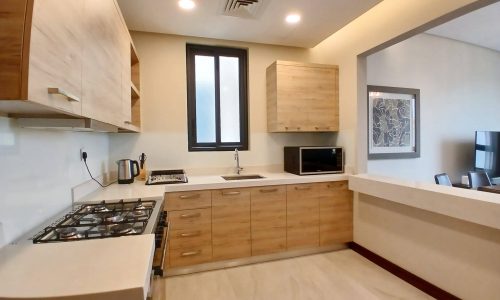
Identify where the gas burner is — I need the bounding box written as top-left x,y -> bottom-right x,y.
102,213 -> 124,223
111,224 -> 136,235
93,204 -> 110,213
135,200 -> 146,210
57,227 -> 82,240
129,210 -> 147,218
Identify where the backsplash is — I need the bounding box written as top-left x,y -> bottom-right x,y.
0,117 -> 110,248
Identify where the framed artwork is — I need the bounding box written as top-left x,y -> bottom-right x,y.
367,85 -> 420,159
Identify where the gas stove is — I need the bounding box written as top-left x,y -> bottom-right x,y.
32,198 -> 164,243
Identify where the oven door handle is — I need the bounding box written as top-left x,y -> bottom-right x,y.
160,222 -> 170,275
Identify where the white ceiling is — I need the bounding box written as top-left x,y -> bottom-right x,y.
426,1 -> 500,52
117,0 -> 382,48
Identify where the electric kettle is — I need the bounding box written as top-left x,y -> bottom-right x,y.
117,159 -> 140,184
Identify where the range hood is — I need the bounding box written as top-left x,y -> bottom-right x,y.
16,118 -> 119,133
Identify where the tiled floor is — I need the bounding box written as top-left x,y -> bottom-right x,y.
153,249 -> 432,300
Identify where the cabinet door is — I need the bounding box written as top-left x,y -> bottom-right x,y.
212,188 -> 251,261
319,181 -> 353,245
28,0 -> 84,114
286,183 -> 320,250
250,186 -> 287,256
82,0 -> 123,125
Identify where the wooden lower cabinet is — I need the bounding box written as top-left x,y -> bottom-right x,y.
286,183 -> 320,250
165,191 -> 213,268
212,188 -> 251,261
165,181 -> 353,270
319,181 -> 353,245
250,185 -> 287,256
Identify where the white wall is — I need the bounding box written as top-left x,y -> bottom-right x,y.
109,32 -> 334,174
367,33 -> 500,182
0,117 -> 110,247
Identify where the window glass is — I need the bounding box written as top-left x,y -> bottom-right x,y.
194,55 -> 216,143
219,56 -> 240,143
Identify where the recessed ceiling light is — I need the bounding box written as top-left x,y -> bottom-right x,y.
178,0 -> 196,10
285,13 -> 301,24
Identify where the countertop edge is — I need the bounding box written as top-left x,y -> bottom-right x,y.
349,174 -> 500,230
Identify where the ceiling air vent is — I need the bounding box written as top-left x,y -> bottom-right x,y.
220,0 -> 269,19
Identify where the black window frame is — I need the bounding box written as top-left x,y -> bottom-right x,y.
186,44 -> 249,152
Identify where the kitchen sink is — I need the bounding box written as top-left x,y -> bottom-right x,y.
222,174 -> 265,181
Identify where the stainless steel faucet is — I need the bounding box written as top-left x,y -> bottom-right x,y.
234,148 -> 243,175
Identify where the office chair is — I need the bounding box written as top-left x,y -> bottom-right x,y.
467,171 -> 492,189
434,173 -> 452,186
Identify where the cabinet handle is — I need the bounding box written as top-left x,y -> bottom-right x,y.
178,231 -> 201,238
180,212 -> 201,219
315,126 -> 331,130
181,250 -> 202,257
259,188 -> 278,193
294,186 -> 311,191
48,88 -> 80,103
285,127 -> 289,130
124,121 -> 132,125
222,191 -> 241,196
297,127 -> 301,130
179,194 -> 201,199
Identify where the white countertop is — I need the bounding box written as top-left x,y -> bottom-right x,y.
79,172 -> 349,202
0,234 -> 155,300
349,173 -> 500,230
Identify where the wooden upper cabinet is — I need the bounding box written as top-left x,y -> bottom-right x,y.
319,181 -> 353,246
267,61 -> 339,132
81,0 -> 123,126
212,188 -> 251,261
0,0 -> 138,131
27,0 -> 84,115
250,186 -> 287,256
286,183 -> 320,250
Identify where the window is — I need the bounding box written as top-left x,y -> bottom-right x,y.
186,44 -> 248,151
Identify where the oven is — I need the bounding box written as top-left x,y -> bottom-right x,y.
152,209 -> 169,277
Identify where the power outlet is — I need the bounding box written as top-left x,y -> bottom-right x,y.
80,148 -> 86,161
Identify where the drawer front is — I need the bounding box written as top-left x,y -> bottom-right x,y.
165,190 -> 211,211
168,208 -> 211,231
169,227 -> 212,250
169,244 -> 212,268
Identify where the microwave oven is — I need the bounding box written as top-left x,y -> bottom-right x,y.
284,146 -> 344,175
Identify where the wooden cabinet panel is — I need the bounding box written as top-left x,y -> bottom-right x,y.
168,207 -> 212,268
165,190 -> 211,211
250,186 -> 286,256
286,183 -> 320,250
82,0 -> 123,125
319,181 -> 353,245
169,227 -> 212,250
168,208 -> 211,231
0,0 -> 30,100
169,244 -> 212,268
28,0 -> 84,115
267,61 -> 339,132
212,188 -> 251,261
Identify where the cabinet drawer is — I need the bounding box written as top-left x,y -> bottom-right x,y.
169,244 -> 212,268
165,190 -> 211,211
168,208 -> 211,231
169,227 -> 212,250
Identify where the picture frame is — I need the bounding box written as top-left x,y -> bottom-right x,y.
367,85 -> 420,159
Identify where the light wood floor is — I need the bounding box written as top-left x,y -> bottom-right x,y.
153,249 -> 432,300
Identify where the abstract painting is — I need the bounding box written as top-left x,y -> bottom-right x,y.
368,86 -> 420,159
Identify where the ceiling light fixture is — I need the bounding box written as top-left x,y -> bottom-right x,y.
285,13 -> 301,24
178,0 -> 196,10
